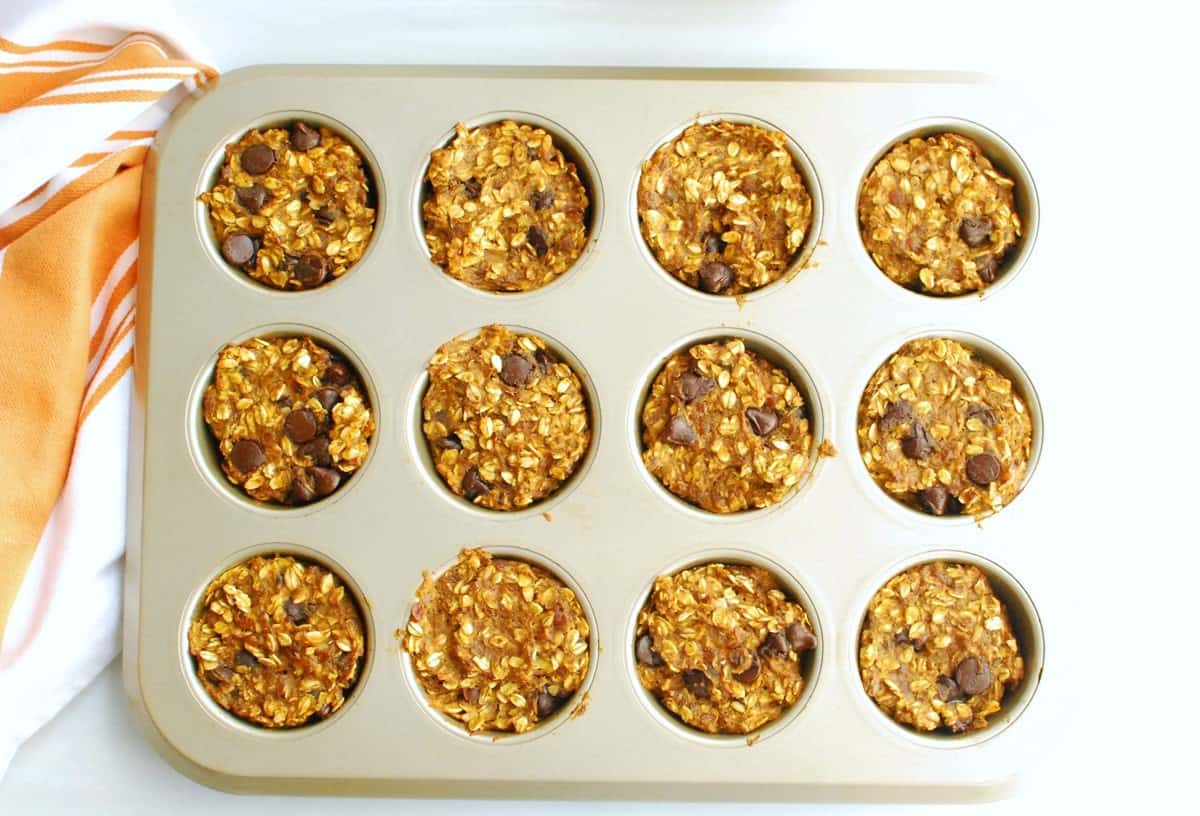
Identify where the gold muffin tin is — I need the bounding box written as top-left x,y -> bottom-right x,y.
125,66 -> 1046,801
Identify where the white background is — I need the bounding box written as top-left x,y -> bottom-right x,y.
1,0 -> 1196,812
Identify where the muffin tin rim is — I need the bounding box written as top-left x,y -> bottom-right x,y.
843,548 -> 1045,751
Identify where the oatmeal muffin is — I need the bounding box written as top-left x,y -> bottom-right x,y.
203,336 -> 374,505
637,120 -> 812,295
641,338 -> 812,513
858,132 -> 1020,295
857,337 -> 1033,518
422,325 -> 591,510
422,120 -> 590,292
400,548 -> 590,734
188,555 -> 366,728
199,121 -> 376,290
859,561 -> 1024,734
635,562 -> 816,735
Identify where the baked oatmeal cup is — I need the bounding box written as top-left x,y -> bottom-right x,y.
199,121 -> 376,290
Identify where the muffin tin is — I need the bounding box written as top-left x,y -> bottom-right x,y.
125,66 -> 1047,801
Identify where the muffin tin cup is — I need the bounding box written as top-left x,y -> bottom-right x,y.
397,545 -> 601,745
178,541 -> 376,740
186,321 -> 382,517
624,548 -> 825,748
628,326 -> 829,523
850,116 -> 1039,303
412,110 -> 606,301
195,109 -> 387,295
128,66 -> 1049,802
630,111 -> 825,304
845,549 -> 1044,750
848,327 -> 1044,528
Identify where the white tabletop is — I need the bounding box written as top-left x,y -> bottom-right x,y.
0,0 -> 1191,811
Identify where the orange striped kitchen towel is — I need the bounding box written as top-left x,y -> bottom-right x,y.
0,32 -> 213,774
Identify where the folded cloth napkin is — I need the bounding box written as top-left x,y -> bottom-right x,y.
0,31 -> 212,776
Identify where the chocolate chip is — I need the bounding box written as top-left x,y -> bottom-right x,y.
975,254 -> 999,283
229,438 -> 265,473
703,232 -> 726,255
289,121 -> 321,151
220,232 -> 257,266
526,225 -> 549,256
322,360 -> 352,387
786,622 -> 816,652
530,189 -> 554,211
283,600 -> 310,625
663,415 -> 697,446
534,348 -> 556,373
958,216 -> 993,248
435,433 -> 462,451
879,400 -> 913,433
461,686 -> 480,705
901,421 -> 934,460
745,406 -> 779,436
954,656 -> 992,696
936,674 -> 963,702
287,253 -> 326,287
678,371 -> 715,404
240,143 -> 275,175
284,408 -> 317,443
698,261 -> 734,294
733,653 -> 761,685
965,452 -> 1001,485
308,466 -> 341,497
536,690 -> 567,718
463,177 -> 481,199
313,205 -> 340,226
965,403 -> 997,428
758,631 -> 788,659
893,627 -> 926,652
682,669 -> 712,698
205,666 -> 234,684
298,436 -> 332,467
290,476 -> 316,504
235,184 -> 268,213
315,388 -> 340,412
499,354 -> 533,387
918,485 -> 961,516
635,634 -> 664,667
462,467 -> 491,500
235,649 -> 258,668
